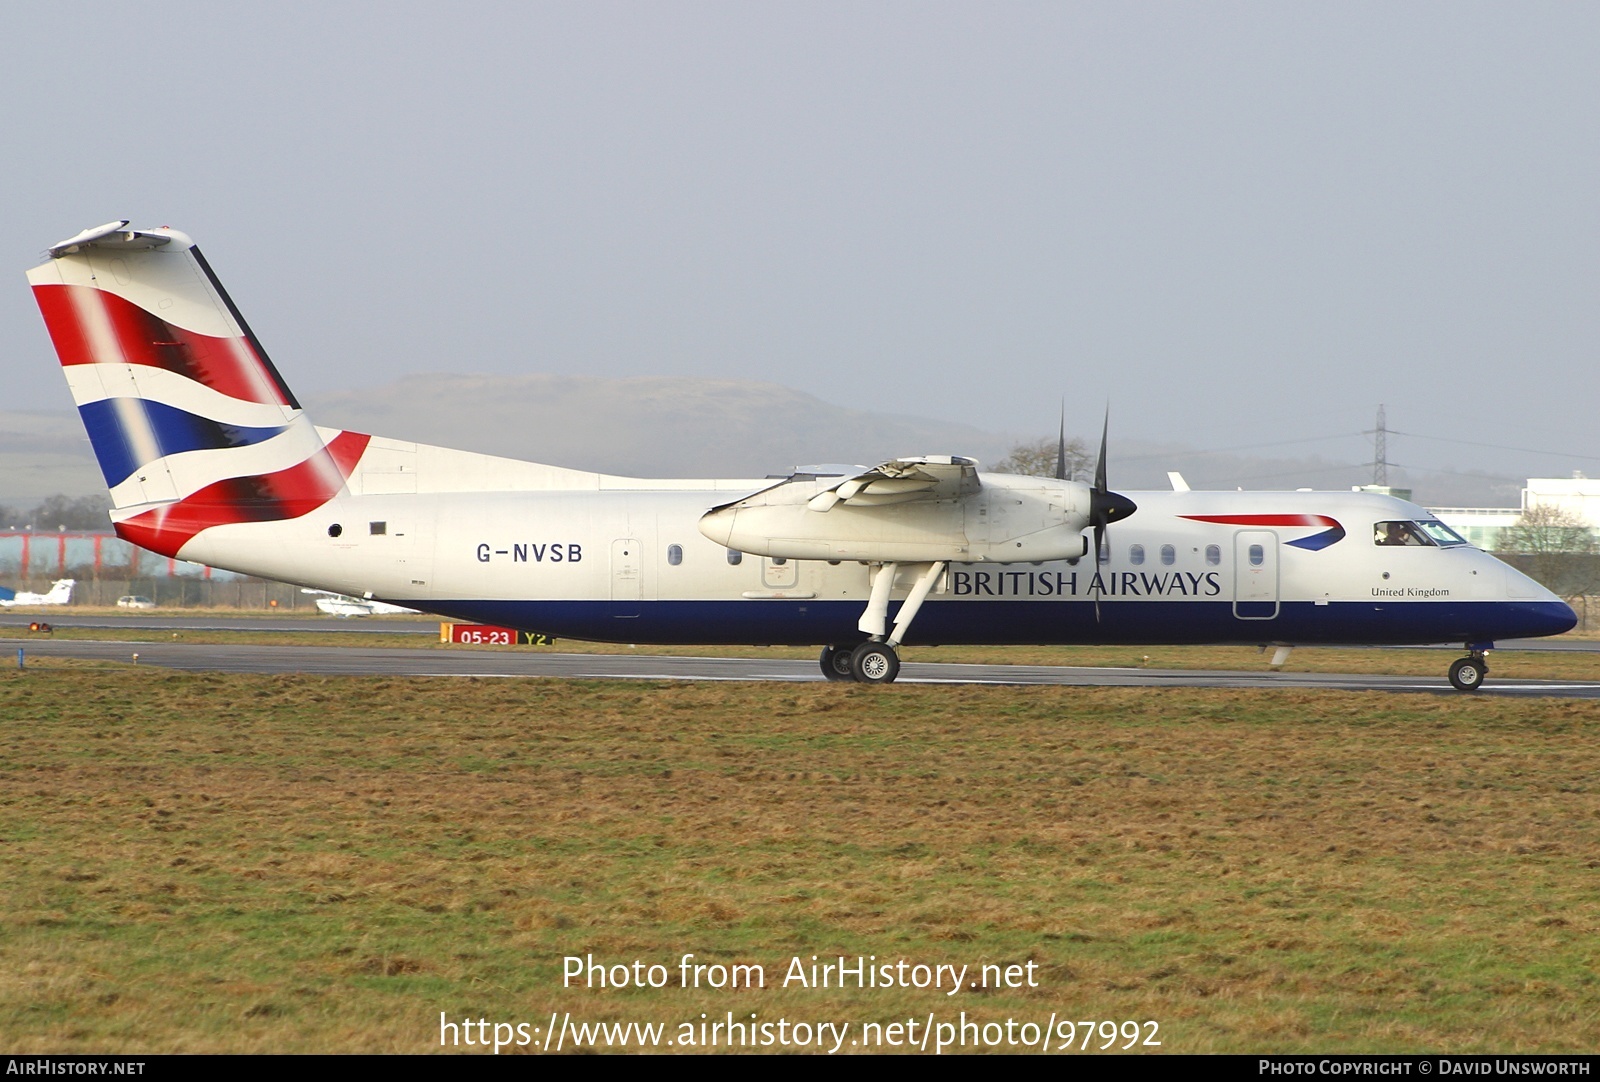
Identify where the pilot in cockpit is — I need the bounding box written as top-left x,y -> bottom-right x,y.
1374,521 -> 1428,546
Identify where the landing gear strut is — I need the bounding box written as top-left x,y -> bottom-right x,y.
1448,646 -> 1490,692
818,560 -> 946,684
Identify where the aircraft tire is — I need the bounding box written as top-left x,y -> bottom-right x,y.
1448,656 -> 1487,692
819,645 -> 856,682
850,642 -> 901,685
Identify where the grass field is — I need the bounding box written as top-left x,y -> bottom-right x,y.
1,665 -> 1596,1054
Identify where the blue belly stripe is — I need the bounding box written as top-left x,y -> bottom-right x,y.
408,598 -> 1577,648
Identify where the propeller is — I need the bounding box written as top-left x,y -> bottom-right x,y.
1086,408 -> 1137,622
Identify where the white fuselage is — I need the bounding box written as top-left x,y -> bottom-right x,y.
164,445 -> 1571,648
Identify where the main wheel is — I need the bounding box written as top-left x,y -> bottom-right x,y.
819,644 -> 856,682
1448,656 -> 1487,692
850,642 -> 901,684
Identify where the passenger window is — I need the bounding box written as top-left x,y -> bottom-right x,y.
1206,544 -> 1221,566
1249,544 -> 1264,566
772,557 -> 787,566
1160,545 -> 1175,565
666,544 -> 682,566
1374,521 -> 1432,547
1129,544 -> 1145,565
727,549 -> 743,565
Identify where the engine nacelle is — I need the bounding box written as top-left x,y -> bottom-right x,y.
699,475 -> 1094,564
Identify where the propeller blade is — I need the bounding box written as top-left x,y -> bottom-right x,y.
1085,406 -> 1137,625
1055,403 -> 1068,481
1087,406 -> 1137,530
1094,407 -> 1109,495
1092,520 -> 1105,623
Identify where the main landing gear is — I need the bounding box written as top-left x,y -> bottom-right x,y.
818,641 -> 903,684
1448,648 -> 1489,692
818,560 -> 946,684
819,644 -> 856,682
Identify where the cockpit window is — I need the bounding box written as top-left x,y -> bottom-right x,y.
1415,520 -> 1469,547
1373,521 -> 1432,547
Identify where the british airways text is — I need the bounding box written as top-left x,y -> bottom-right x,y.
951,569 -> 1221,598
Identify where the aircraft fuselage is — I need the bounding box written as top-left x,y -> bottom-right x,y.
172,481 -> 1571,648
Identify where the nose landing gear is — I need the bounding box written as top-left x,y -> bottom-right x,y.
1448,646 -> 1491,692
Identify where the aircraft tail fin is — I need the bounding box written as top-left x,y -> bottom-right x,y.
27,223 -> 369,558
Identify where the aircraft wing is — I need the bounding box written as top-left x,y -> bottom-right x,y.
701,454 -> 1090,564
804,456 -> 981,512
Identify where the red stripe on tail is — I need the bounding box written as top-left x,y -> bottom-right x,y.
32,284 -> 290,406
114,430 -> 371,557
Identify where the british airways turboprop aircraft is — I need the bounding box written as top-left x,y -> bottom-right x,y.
27,222 -> 1576,690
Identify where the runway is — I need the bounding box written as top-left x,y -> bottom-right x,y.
15,636 -> 1600,698
0,612 -> 439,635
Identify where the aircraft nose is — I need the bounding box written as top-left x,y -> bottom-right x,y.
1537,598 -> 1579,637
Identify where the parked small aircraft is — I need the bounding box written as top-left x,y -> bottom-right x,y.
0,579 -> 75,607
26,222 -> 1576,689
301,588 -> 419,617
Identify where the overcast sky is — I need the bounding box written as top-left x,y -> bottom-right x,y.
3,2 -> 1596,485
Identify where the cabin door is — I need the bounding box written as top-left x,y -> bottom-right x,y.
1232,531 -> 1279,620
611,538 -> 642,602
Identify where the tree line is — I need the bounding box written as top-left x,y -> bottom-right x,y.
0,494 -> 113,531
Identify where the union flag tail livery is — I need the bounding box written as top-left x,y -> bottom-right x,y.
27,222 -> 1577,690
27,222 -> 368,559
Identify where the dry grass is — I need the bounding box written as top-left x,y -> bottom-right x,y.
1,670 -> 1597,1053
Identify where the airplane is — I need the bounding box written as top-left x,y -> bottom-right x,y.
0,578 -> 75,608
301,588 -> 419,617
25,221 -> 1576,691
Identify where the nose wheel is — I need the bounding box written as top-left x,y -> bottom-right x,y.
1448,654 -> 1488,692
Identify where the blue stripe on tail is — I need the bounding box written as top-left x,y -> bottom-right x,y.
77,399 -> 289,488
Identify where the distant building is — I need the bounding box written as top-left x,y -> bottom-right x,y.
1430,474 -> 1600,552
1353,484 -> 1414,502
1427,507 -> 1521,550
1522,475 -> 1600,524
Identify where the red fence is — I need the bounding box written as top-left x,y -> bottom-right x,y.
0,531 -> 216,578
